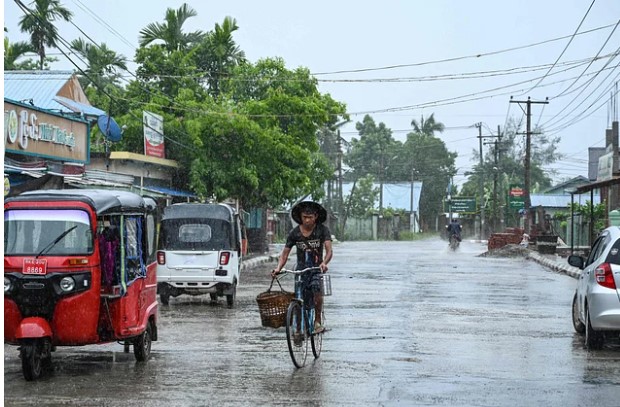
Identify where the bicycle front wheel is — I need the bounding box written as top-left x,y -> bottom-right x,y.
311,309 -> 324,359
286,300 -> 308,368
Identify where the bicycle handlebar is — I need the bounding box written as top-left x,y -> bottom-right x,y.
274,266 -> 321,275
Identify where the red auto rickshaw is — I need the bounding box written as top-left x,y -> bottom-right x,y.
4,189 -> 159,380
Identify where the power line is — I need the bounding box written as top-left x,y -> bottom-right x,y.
520,0 -> 597,94
553,19 -> 620,98
312,21 -> 615,76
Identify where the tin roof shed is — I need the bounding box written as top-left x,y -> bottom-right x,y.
4,70 -> 105,117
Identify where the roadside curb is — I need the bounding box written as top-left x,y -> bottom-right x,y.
241,254 -> 279,272
526,251 -> 581,279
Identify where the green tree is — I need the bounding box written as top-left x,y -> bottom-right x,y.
460,118 -> 562,229
347,175 -> 379,217
193,16 -> 246,98
70,38 -> 128,88
4,36 -> 39,69
346,115 -> 399,188
18,0 -> 73,69
411,113 -> 445,136
138,3 -> 205,53
403,128 -> 456,228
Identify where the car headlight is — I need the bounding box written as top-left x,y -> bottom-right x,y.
59,276 -> 76,292
4,276 -> 11,293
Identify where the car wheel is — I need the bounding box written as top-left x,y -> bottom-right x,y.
159,293 -> 170,306
585,307 -> 604,350
572,292 -> 585,334
209,293 -> 218,302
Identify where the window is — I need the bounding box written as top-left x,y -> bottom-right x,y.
4,209 -> 92,255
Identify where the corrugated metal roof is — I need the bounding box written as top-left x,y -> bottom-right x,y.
4,70 -> 74,111
531,193 -> 600,208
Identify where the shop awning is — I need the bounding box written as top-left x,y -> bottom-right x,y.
54,96 -> 106,117
141,185 -> 197,198
572,177 -> 620,194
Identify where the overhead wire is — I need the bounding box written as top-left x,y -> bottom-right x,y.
542,56 -> 620,132
519,0 -> 597,95
552,18 -> 620,98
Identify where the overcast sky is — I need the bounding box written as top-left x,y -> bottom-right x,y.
4,0 -> 620,187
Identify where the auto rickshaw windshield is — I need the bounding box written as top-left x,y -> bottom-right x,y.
4,209 -> 93,255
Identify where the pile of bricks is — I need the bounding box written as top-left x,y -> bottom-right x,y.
487,228 -> 524,251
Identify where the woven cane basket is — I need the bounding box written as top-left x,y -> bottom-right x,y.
256,282 -> 294,328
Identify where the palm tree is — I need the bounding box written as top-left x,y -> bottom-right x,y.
197,16 -> 246,96
138,3 -> 204,52
70,38 -> 128,87
18,0 -> 73,70
410,113 -> 445,136
4,37 -> 36,69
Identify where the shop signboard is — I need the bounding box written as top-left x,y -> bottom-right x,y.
4,100 -> 89,163
143,111 -> 165,158
508,184 -> 525,209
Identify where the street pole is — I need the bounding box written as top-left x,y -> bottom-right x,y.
337,130 -> 343,234
410,166 -> 415,233
510,97 -> 549,234
477,123 -> 485,240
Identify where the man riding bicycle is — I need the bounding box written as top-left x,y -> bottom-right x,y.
272,201 -> 333,333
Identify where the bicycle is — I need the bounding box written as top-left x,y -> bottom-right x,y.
273,266 -> 325,368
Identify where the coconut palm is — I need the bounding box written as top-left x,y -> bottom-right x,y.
138,3 -> 204,52
4,37 -> 36,69
18,0 -> 73,70
70,38 -> 128,87
410,113 -> 445,136
196,16 -> 246,96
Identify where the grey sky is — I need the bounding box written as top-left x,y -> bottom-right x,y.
4,0 -> 620,187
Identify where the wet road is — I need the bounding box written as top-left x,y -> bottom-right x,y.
5,238 -> 620,406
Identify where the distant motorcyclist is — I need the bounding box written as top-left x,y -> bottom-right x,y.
446,218 -> 462,243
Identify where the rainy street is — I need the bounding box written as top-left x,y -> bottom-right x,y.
4,238 -> 620,406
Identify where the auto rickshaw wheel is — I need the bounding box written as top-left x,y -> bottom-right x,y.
20,339 -> 45,381
134,322 -> 152,362
226,283 -> 237,308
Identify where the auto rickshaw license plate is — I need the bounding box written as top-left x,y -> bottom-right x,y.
23,258 -> 47,275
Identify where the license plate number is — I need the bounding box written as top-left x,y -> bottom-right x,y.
23,259 -> 47,275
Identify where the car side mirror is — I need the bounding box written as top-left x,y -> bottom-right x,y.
567,254 -> 585,270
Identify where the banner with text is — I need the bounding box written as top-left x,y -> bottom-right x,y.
143,111 -> 165,158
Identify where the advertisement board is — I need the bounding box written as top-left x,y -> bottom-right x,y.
143,111 -> 165,158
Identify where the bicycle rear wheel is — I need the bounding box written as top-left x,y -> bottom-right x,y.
311,309 -> 324,358
286,301 -> 308,368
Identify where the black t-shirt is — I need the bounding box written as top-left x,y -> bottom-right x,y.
285,223 -> 332,269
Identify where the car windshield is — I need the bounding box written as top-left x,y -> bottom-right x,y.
159,218 -> 231,251
4,209 -> 93,255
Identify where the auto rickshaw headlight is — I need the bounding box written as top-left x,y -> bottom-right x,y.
60,276 -> 76,292
4,277 -> 11,293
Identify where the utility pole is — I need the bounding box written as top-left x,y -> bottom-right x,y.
510,97 -> 549,234
337,130 -> 343,235
483,126 -> 502,233
476,123 -> 485,240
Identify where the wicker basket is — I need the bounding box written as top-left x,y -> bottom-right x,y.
256,279 -> 294,328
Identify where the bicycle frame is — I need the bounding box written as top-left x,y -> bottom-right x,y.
292,273 -> 316,337
277,266 -> 323,368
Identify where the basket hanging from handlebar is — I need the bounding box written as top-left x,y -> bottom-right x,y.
256,278 -> 294,328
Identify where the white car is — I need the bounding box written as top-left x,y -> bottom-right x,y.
156,203 -> 246,307
568,226 -> 620,349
